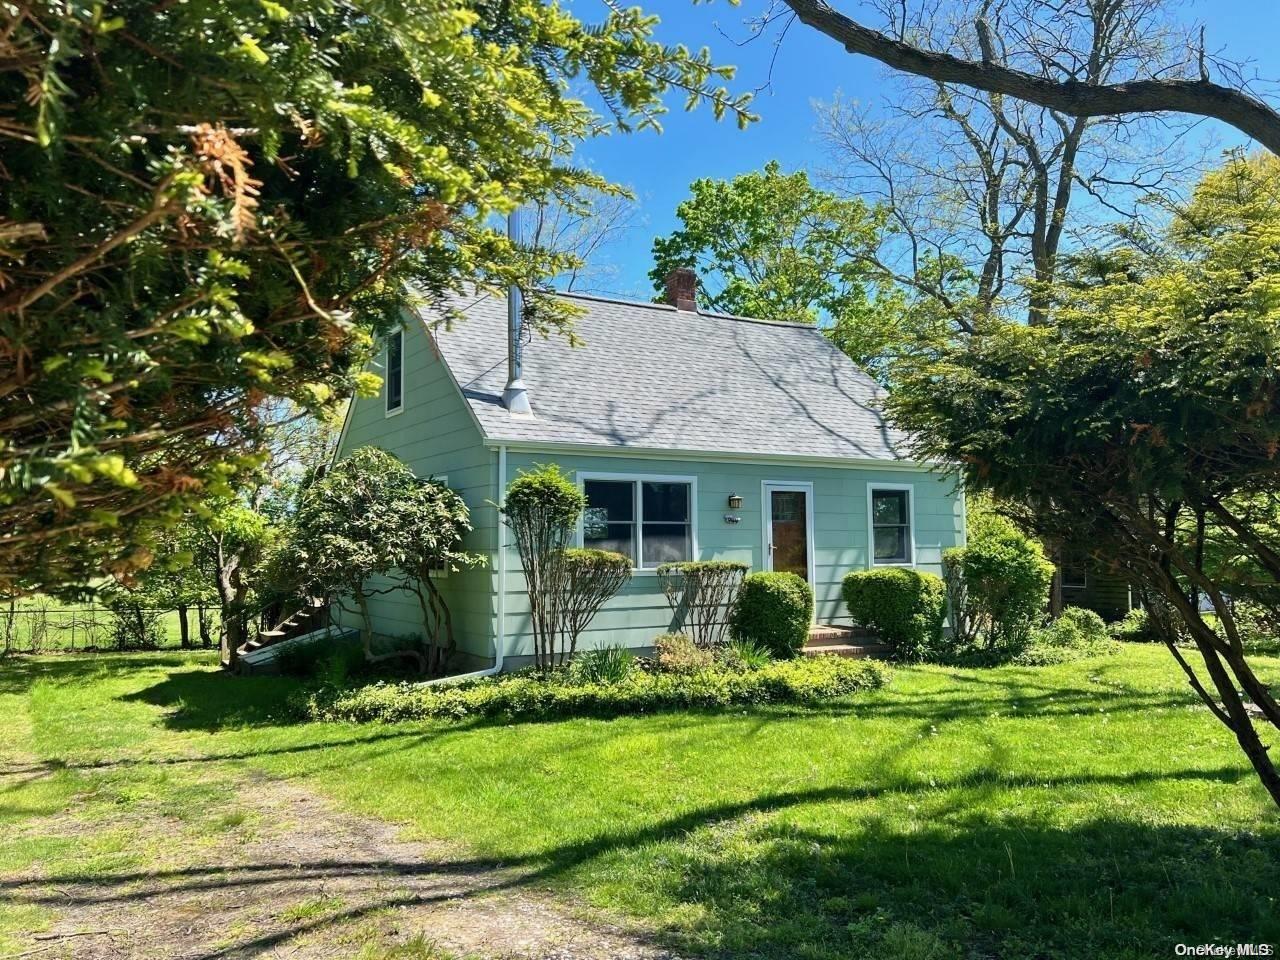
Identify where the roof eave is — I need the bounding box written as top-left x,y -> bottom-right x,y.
479,437 -> 950,472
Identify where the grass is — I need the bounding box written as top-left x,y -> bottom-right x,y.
1,645 -> 1278,958
1,596 -> 222,652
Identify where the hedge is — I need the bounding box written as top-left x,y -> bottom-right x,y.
300,656 -> 890,723
842,567 -> 946,661
729,571 -> 814,658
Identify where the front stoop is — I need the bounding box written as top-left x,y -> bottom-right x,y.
802,624 -> 891,660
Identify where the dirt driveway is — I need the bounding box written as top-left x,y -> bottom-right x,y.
1,769 -> 678,960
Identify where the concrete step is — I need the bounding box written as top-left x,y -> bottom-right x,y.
801,642 -> 892,660
807,624 -> 877,644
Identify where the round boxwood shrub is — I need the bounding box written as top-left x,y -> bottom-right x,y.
729,571 -> 814,658
842,567 -> 946,662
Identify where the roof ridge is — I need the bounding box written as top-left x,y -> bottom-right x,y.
553,289 -> 824,331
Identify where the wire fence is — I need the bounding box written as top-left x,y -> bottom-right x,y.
0,602 -> 227,654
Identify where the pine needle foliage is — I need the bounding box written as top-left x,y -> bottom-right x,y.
0,0 -> 753,598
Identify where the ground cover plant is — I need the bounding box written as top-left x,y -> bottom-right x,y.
299,655 -> 889,723
2,645 -> 1278,959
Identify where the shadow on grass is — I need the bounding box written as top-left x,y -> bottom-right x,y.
2,768 -> 1274,959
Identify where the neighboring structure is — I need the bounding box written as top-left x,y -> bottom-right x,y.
1059,554 -> 1136,622
331,269 -> 966,671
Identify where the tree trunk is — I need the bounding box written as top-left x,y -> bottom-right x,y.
358,588 -> 426,673
177,603 -> 190,649
197,602 -> 212,648
217,558 -> 246,670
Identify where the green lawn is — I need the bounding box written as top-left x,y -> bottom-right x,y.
2,645 -> 1278,959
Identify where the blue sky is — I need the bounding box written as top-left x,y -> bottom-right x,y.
567,0 -> 1280,299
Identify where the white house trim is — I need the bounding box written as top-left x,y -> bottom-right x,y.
384,327 -> 405,418
574,470 -> 699,575
488,438 -> 945,473
866,482 -> 917,568
760,480 -> 817,605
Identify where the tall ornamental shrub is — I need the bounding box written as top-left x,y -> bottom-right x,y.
942,503 -> 1055,652
657,560 -> 749,647
558,550 -> 633,668
502,465 -> 631,670
842,568 -> 946,662
729,572 -> 813,659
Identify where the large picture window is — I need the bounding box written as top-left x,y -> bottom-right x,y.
870,486 -> 913,565
385,328 -> 403,415
582,475 -> 694,568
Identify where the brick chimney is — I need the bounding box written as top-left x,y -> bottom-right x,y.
663,267 -> 699,312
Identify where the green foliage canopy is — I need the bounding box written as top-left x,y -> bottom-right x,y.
649,161 -> 886,327
0,0 -> 752,599
887,152 -> 1280,805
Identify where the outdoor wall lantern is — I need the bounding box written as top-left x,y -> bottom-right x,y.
727,493 -> 743,510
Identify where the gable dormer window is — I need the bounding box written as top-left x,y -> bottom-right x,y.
385,327 -> 404,416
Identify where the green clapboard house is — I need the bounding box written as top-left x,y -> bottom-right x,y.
331,269 -> 965,672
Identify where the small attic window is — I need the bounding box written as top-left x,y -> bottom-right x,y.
385,328 -> 404,416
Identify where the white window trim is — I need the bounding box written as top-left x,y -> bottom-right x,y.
1060,567 -> 1088,591
576,471 -> 699,574
867,483 -> 916,568
384,328 -> 404,418
760,480 -> 817,593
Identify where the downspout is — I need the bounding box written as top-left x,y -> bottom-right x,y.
418,444 -> 507,687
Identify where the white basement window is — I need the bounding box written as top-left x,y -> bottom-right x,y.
869,485 -> 914,565
581,474 -> 695,569
385,327 -> 404,416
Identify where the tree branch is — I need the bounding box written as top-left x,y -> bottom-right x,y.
782,0 -> 1280,155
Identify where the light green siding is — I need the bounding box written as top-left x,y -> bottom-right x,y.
333,315 -> 497,661
495,450 -> 964,655
335,321 -> 965,666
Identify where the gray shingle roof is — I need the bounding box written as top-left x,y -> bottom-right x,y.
419,290 -> 913,462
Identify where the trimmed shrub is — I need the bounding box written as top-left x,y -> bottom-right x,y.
657,560 -> 748,647
728,572 -> 813,659
301,656 -> 891,724
503,465 -> 628,670
558,548 -> 632,661
942,506 -> 1054,652
842,567 -> 946,662
570,645 -> 635,684
1016,606 -> 1118,665
654,632 -> 713,674
1111,607 -> 1159,644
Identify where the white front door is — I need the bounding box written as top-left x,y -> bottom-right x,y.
762,482 -> 814,586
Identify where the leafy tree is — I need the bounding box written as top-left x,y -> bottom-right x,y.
888,152 -> 1280,806
557,549 -> 633,665
189,499 -> 275,668
657,560 -> 748,648
649,162 -> 886,326
288,446 -> 477,674
0,0 -> 753,601
381,473 -> 482,676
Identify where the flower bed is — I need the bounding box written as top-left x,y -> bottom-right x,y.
300,655 -> 891,724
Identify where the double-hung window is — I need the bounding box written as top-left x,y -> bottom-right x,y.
870,486 -> 913,565
582,475 -> 694,569
385,328 -> 404,415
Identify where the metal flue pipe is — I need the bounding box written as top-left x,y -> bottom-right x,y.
502,210 -> 532,415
